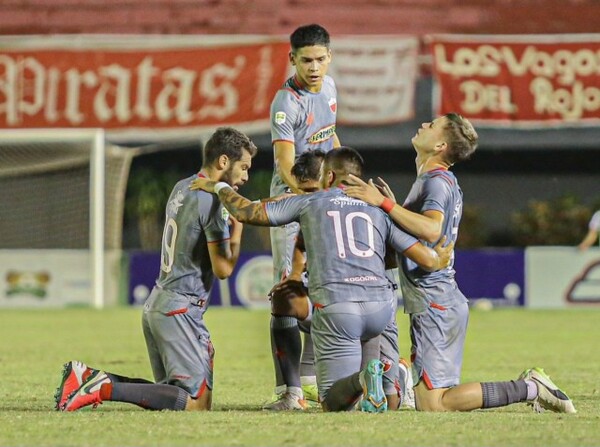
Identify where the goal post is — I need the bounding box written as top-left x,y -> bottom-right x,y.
0,128 -> 136,308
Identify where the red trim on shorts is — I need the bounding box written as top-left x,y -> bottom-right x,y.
165,308 -> 188,316
429,302 -> 448,311
422,370 -> 435,390
196,378 -> 208,399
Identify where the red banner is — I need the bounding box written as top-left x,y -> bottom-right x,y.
0,36 -> 290,139
429,34 -> 600,126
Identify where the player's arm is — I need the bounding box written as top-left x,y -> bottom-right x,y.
190,178 -> 271,226
208,215 -> 243,279
578,228 -> 599,251
288,234 -> 306,281
274,141 -> 304,195
402,237 -> 453,272
345,174 -> 443,243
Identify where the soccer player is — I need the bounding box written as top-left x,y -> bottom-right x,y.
268,23 -> 340,406
54,127 -> 257,412
266,149 -> 324,410
190,147 -> 453,412
345,113 -> 576,413
577,209 -> 600,251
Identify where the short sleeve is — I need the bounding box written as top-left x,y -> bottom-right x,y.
271,89 -> 300,143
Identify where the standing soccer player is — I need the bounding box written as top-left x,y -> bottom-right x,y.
268,23 -> 340,407
54,127 -> 257,412
345,113 -> 576,413
191,147 -> 453,412
577,209 -> 600,251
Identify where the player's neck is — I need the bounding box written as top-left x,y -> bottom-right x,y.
415,155 -> 450,176
198,167 -> 221,182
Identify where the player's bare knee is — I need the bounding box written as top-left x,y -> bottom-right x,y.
185,391 -> 212,411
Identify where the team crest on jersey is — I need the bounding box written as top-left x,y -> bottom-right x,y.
328,98 -> 337,113
308,124 -> 336,144
167,190 -> 184,216
274,111 -> 287,125
221,206 -> 230,222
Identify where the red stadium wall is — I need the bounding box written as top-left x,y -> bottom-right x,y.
0,0 -> 597,36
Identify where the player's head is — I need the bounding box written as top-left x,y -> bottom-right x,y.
291,150 -> 325,193
320,146 -> 364,189
202,127 -> 257,189
411,113 -> 478,165
289,24 -> 332,93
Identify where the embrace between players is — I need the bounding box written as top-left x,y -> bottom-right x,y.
54,24 -> 575,415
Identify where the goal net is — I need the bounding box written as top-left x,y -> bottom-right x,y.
0,129 -> 137,308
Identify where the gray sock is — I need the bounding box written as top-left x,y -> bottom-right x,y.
110,383 -> 189,410
481,380 -> 528,408
323,373 -> 362,412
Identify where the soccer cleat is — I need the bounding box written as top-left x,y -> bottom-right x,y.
61,370 -> 111,412
53,360 -> 96,410
359,359 -> 387,413
399,358 -> 416,410
519,367 -> 576,414
301,383 -> 319,403
262,392 -> 308,411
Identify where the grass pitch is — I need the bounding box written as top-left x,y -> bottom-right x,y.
0,306 -> 598,446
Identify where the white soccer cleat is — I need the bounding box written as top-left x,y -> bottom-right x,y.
262,392 -> 308,411
519,367 -> 576,414
399,358 -> 415,410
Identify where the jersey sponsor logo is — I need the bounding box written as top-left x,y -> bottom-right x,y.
167,190 -> 184,216
329,196 -> 367,208
328,97 -> 337,114
343,275 -> 378,283
308,124 -> 336,144
274,111 -> 287,124
221,206 -> 230,222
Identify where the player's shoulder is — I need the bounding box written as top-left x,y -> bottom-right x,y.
274,76 -> 304,101
322,75 -> 336,90
423,168 -> 457,187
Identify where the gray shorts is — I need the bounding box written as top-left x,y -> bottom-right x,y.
410,301 -> 469,389
311,300 -> 394,400
270,223 -> 300,283
142,287 -> 214,397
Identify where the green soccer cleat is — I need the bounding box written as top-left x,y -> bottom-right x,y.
53,360 -> 97,411
301,383 -> 319,403
519,367 -> 576,414
359,359 -> 387,413
61,370 -> 111,412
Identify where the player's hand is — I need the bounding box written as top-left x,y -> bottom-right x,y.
268,279 -> 308,301
345,174 -> 392,207
373,176 -> 396,202
433,236 -> 454,269
189,177 -> 216,192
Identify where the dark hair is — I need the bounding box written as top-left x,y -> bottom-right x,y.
443,113 -> 478,164
202,127 -> 257,166
323,146 -> 364,180
290,24 -> 330,52
291,150 -> 325,183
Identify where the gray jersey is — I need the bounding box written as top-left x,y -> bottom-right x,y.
265,187 -> 419,306
398,168 -> 467,314
269,75 -> 337,196
155,174 -> 230,309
